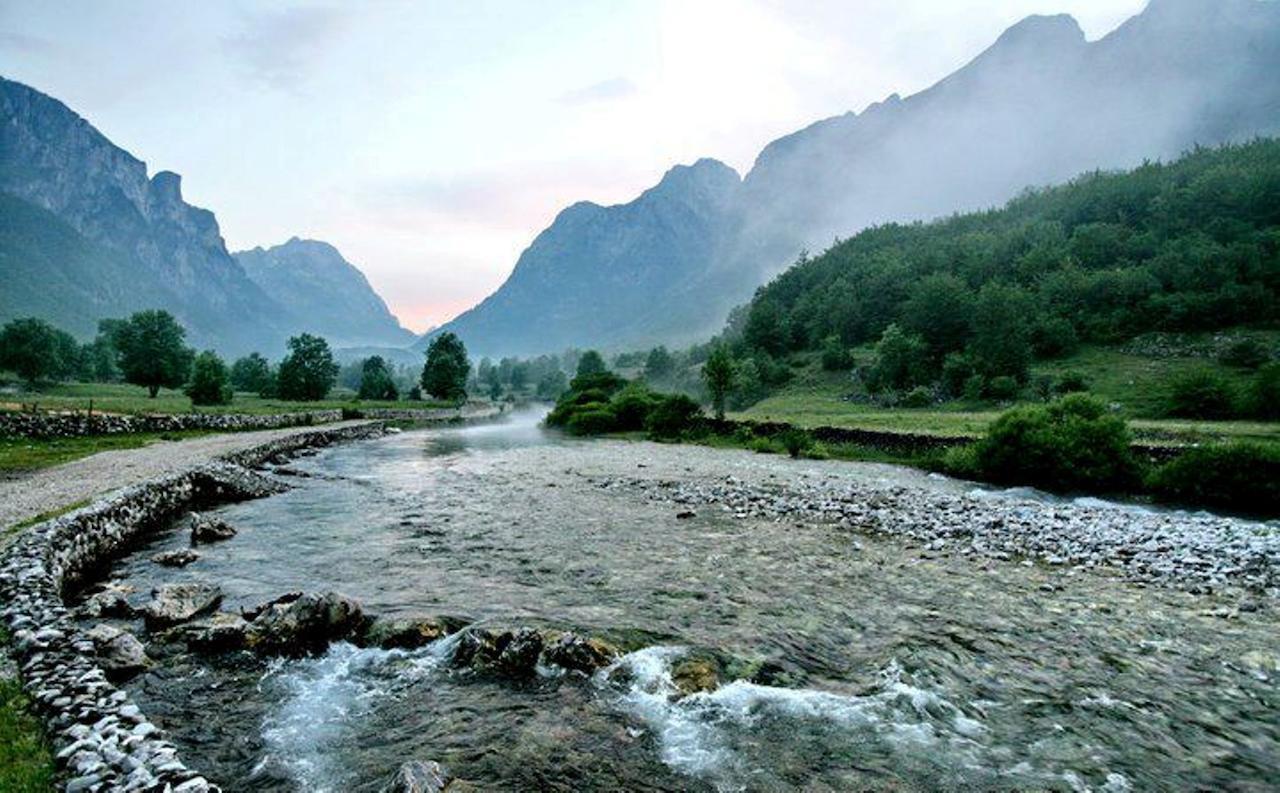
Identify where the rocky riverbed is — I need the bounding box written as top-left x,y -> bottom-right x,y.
49,415 -> 1279,792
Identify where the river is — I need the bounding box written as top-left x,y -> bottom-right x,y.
77,409 -> 1279,791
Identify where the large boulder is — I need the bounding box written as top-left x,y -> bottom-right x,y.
541,633 -> 618,674
380,760 -> 451,793
142,583 -> 222,629
87,624 -> 150,680
363,615 -> 467,650
190,513 -> 237,544
494,628 -> 543,677
79,584 -> 136,619
169,612 -> 248,652
245,592 -> 366,655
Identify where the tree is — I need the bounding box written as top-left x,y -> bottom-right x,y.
902,273 -> 974,358
535,369 -> 569,400
230,353 -> 273,394
0,317 -> 78,384
421,332 -> 470,402
113,310 -> 194,397
702,346 -> 736,420
357,355 -> 399,400
869,323 -> 929,391
576,350 -> 607,378
277,333 -> 338,401
644,346 -> 675,382
969,284 -> 1033,382
185,350 -> 233,406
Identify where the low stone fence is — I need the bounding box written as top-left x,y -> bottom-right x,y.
0,422 -> 386,792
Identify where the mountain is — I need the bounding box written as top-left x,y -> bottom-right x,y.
0,77 -> 410,358
426,0 -> 1280,358
421,158 -> 741,357
235,238 -> 414,349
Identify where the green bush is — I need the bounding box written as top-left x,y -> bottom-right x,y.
962,374 -> 986,401
185,350 -> 232,406
1148,443 -> 1280,514
1053,371 -> 1090,394
645,394 -> 703,439
900,386 -> 934,408
1247,363 -> 1280,420
986,375 -> 1020,401
609,384 -> 661,431
565,407 -> 617,436
820,336 -> 853,371
779,428 -> 815,458
1166,369 -> 1237,419
971,394 -> 1139,492
1219,337 -> 1270,369
941,353 -> 974,397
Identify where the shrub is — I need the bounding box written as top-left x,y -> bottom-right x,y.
1054,371 -> 1090,394
971,394 -> 1139,492
820,336 -> 853,371
901,386 -> 934,408
1247,363 -> 1280,420
1148,443 -> 1280,515
986,375 -> 1020,401
1030,317 -> 1079,359
645,394 -> 703,439
609,384 -> 661,431
565,407 -> 617,436
779,428 -> 815,458
1219,337 -> 1270,369
1165,369 -> 1237,419
185,350 -> 233,406
962,374 -> 986,402
941,353 -> 974,397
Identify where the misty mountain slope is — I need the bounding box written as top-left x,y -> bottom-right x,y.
235,238 -> 414,349
423,158 -> 741,357
433,0 -> 1280,357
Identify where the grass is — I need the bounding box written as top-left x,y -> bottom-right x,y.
0,632 -> 55,793
0,381 -> 454,417
0,430 -> 216,474
732,342 -> 1280,447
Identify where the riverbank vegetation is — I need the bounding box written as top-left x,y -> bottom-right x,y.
0,632 -> 55,793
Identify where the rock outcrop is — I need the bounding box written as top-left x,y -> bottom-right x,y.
142,583 -> 223,629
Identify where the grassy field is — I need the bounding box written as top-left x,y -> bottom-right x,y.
0,633 -> 55,793
0,430 -> 218,475
733,342 -> 1280,446
0,381 -> 453,416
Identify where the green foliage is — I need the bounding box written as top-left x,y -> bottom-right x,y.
1248,362 -> 1280,420
277,333 -> 339,401
940,353 -> 975,398
0,661 -> 55,793
868,323 -> 929,391
970,283 -> 1033,382
420,332 -> 470,403
971,394 -> 1139,493
566,408 -> 617,436
0,317 -> 78,384
986,375 -> 1020,401
112,310 -> 194,398
184,350 -> 232,406
230,352 -> 273,394
729,357 -> 769,410
609,383 -> 662,431
536,369 -> 568,400
1166,369 -> 1237,419
1148,443 -> 1280,515
779,428 -> 815,458
1030,317 -> 1079,359
702,346 -> 736,420
358,355 -> 399,400
819,336 -> 853,371
407,385 -> 424,401
1054,371 -> 1090,394
576,350 -> 608,378
1219,337 -> 1271,369
901,385 -> 934,408
645,394 -> 703,439
644,346 -> 675,382
902,273 -> 974,358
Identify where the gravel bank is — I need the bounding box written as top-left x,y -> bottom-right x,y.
0,420 -> 376,539
585,443 -> 1280,596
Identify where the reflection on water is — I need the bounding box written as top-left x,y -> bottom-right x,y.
88,416 -> 1279,792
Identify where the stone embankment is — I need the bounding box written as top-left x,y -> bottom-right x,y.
0,422 -> 385,792
0,403 -> 503,440
608,474 -> 1280,597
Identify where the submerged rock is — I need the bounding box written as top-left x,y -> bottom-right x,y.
152,549 -> 200,567
380,760 -> 451,793
190,513 -> 237,544
541,633 -> 618,674
245,591 -> 365,655
671,654 -> 720,697
142,583 -> 222,629
364,615 -> 466,649
495,628 -> 544,677
450,629 -> 500,669
87,624 -> 150,679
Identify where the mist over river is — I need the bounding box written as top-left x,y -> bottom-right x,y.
78,410 -> 1279,791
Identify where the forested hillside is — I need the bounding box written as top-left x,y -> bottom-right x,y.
732,140 -> 1279,390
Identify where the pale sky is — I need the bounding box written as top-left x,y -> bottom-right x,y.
1,1 -> 1145,332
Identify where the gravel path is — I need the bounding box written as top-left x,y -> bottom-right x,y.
0,420 -> 376,540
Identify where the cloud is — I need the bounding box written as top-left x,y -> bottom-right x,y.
221,6 -> 348,92
556,76 -> 638,106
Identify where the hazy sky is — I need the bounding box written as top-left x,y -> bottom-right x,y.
1,1 -> 1145,331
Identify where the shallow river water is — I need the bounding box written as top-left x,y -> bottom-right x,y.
81,411 -> 1279,791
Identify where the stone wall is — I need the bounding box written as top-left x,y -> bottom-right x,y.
0,422 -> 386,792
0,410 -> 344,440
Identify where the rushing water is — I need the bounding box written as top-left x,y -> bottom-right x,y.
80,410 -> 1279,791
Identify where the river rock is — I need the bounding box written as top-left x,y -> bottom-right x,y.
190,513 -> 237,544
245,591 -> 366,655
494,628 -> 544,677
450,629 -> 499,668
170,612 -> 248,652
79,584 -> 136,618
380,760 -> 451,793
671,654 -> 720,697
364,615 -> 466,649
87,624 -> 150,680
142,583 -> 223,629
152,549 -> 200,567
541,633 -> 617,674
